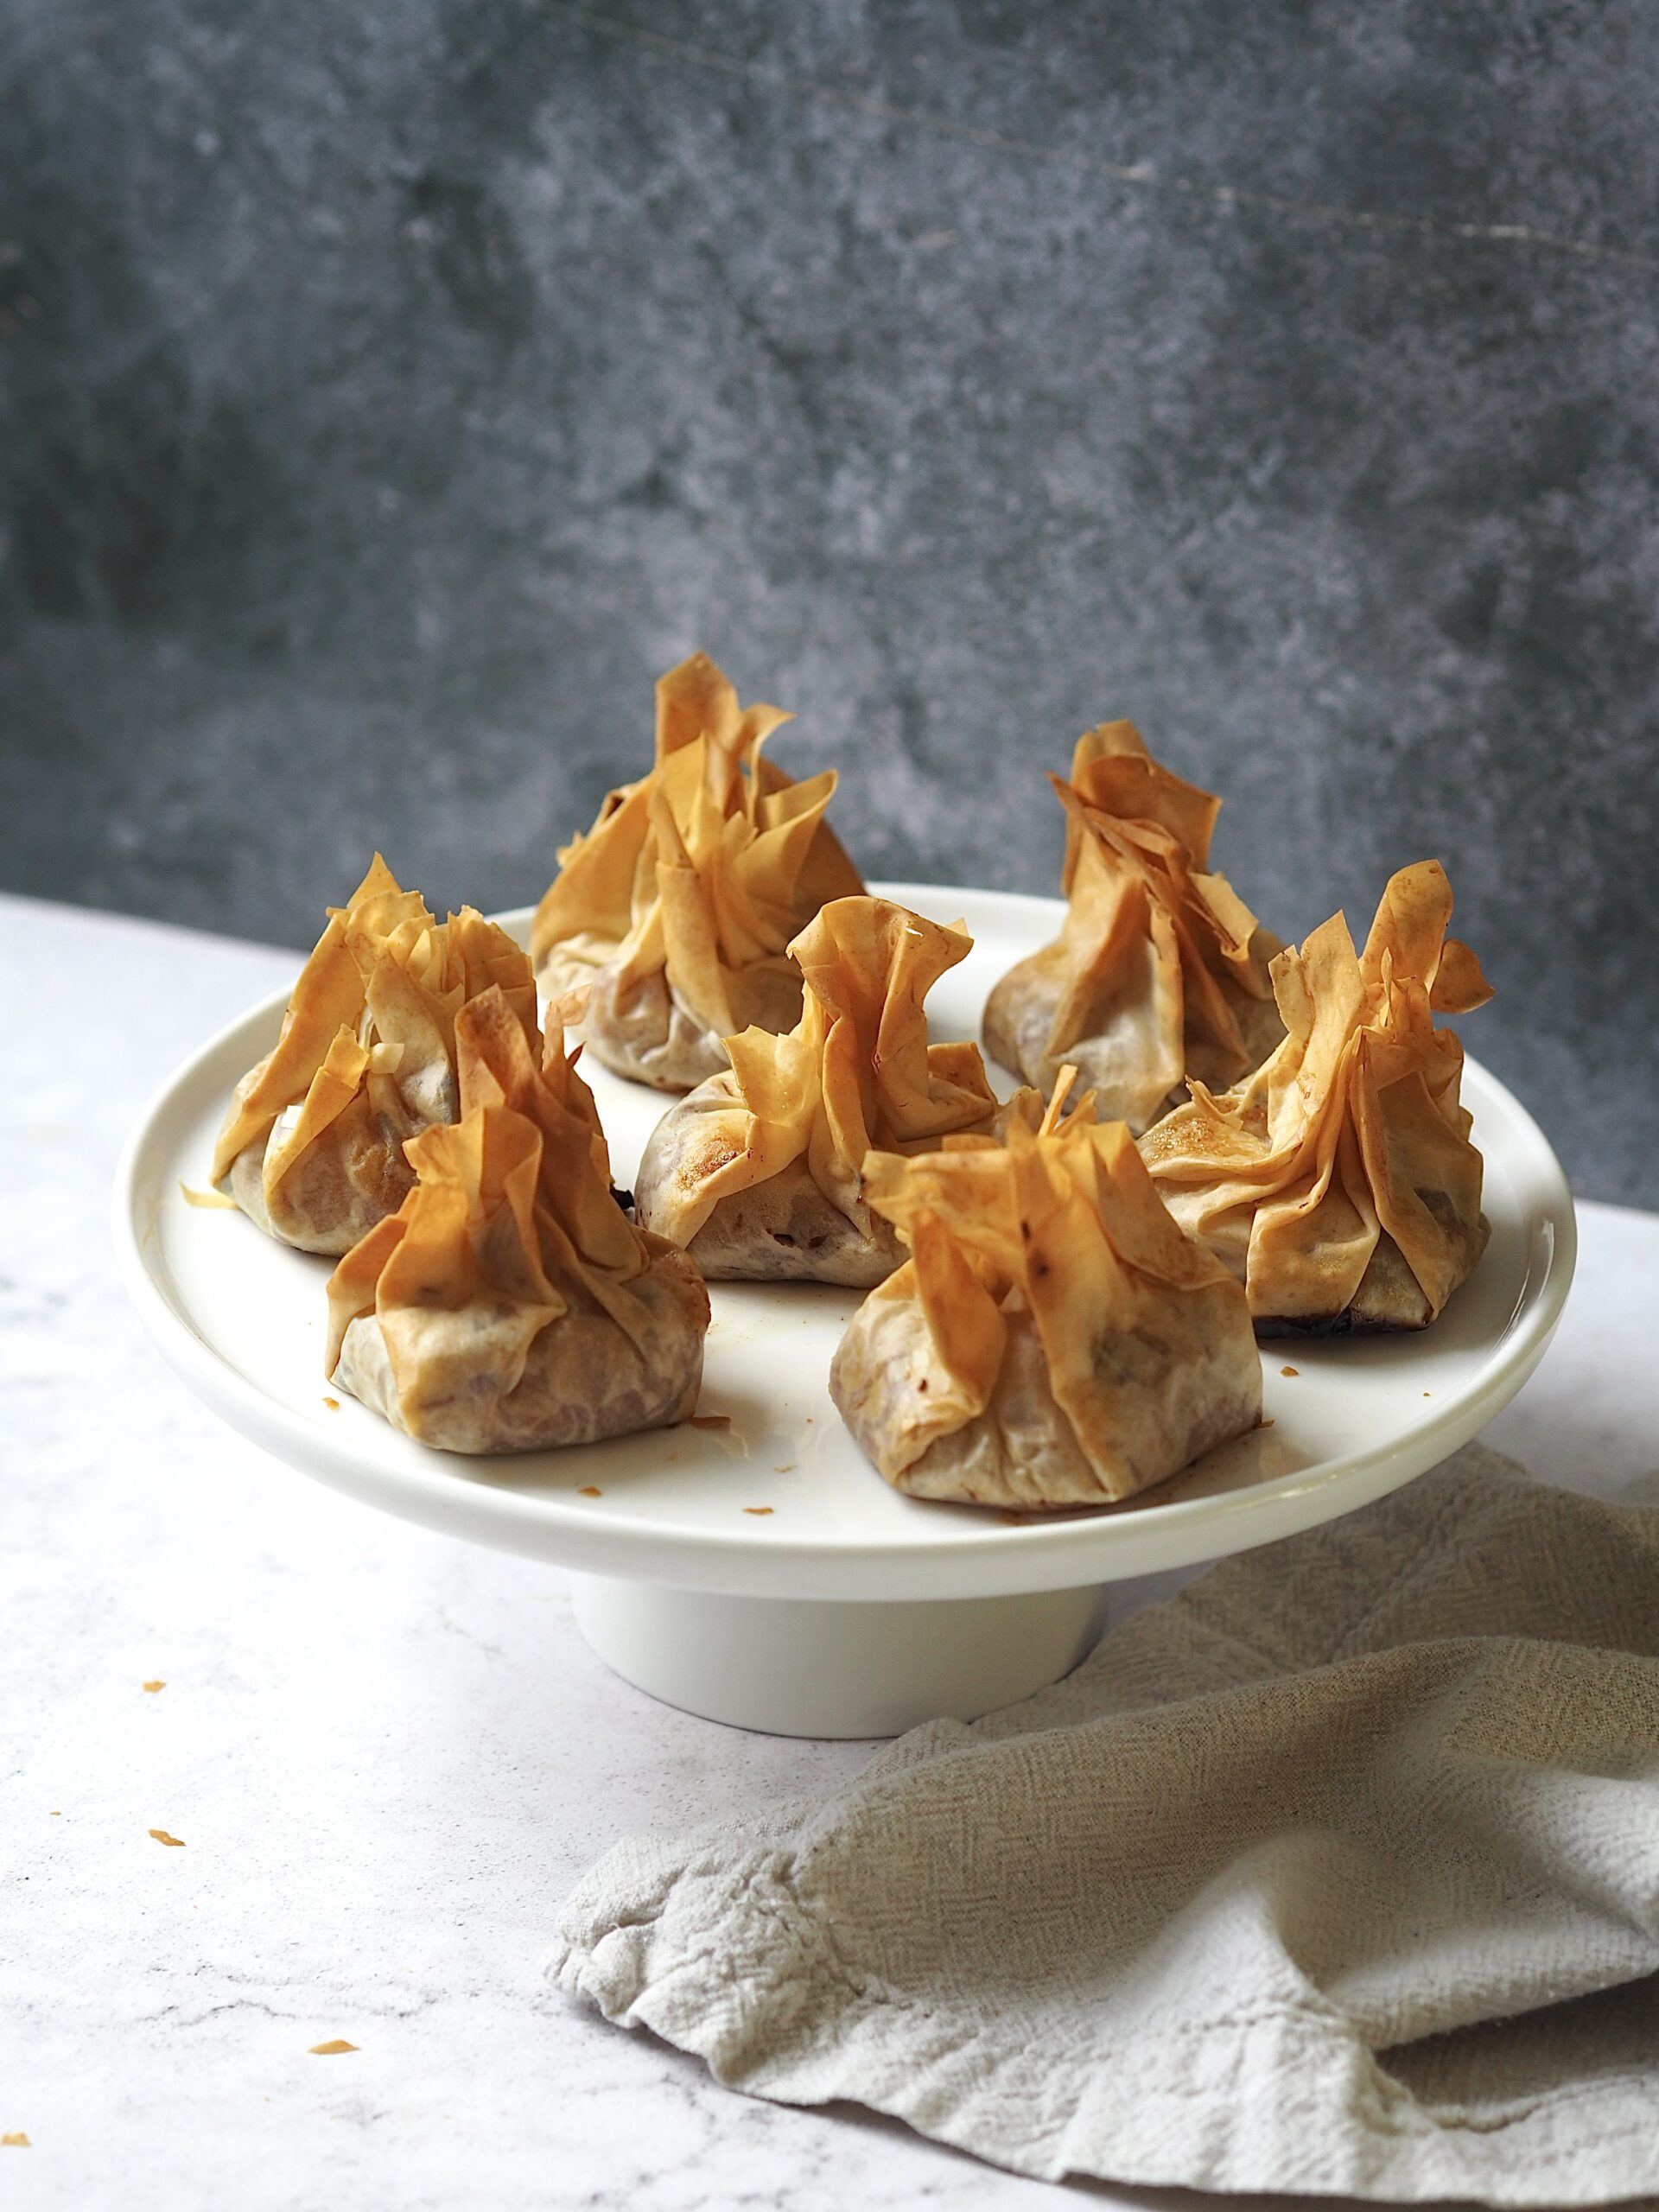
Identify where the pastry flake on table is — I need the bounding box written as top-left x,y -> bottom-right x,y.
829,1077 -> 1262,1509
1137,859 -> 1493,1336
325,987 -> 709,1454
982,720 -> 1283,1131
213,855 -> 537,1256
529,651 -> 863,1094
636,895 -> 996,1286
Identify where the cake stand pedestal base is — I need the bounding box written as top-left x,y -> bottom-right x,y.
569,1574 -> 1109,1738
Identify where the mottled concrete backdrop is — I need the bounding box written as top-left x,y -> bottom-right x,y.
3,3 -> 1656,1199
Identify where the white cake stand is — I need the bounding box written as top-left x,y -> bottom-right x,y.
114,884 -> 1575,1737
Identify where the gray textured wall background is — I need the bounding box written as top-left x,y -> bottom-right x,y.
3,3 -> 1656,1200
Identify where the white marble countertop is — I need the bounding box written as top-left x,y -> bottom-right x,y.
5,890 -> 1656,2212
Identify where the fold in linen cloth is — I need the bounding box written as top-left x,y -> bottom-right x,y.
550,1446 -> 1659,2205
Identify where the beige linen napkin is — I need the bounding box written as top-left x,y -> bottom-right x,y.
550,1445 -> 1659,2203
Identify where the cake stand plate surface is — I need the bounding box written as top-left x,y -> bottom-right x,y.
115,883 -> 1575,1735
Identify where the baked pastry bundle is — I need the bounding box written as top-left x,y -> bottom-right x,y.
635,894 -> 997,1286
1137,860 -> 1492,1335
982,721 -> 1283,1131
530,652 -> 863,1092
325,988 -> 709,1453
213,855 -> 537,1255
204,668 -> 1498,1506
829,1080 -> 1262,1508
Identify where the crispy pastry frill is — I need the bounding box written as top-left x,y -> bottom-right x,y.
635,896 -> 998,1287
828,1083 -> 1262,1509
529,652 -> 865,1093
982,721 -> 1284,1131
1137,860 -> 1494,1337
212,856 -> 537,1255
325,988 -> 709,1454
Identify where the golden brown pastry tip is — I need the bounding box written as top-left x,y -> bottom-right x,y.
530,652 -> 864,1092
982,721 -> 1283,1131
213,856 -> 537,1255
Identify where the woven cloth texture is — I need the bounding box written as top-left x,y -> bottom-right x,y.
551,1446 -> 1659,2202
